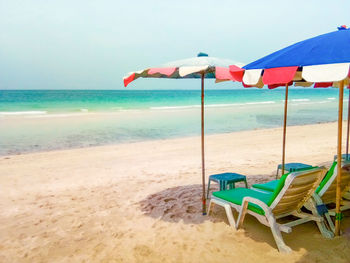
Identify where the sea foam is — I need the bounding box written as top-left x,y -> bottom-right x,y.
0,111 -> 47,116
150,105 -> 200,110
150,101 -> 276,110
291,99 -> 310,102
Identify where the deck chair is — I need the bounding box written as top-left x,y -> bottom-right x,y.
313,162 -> 350,232
253,161 -> 350,232
208,167 -> 330,253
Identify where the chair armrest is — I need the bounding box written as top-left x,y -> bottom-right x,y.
236,196 -> 272,230
241,196 -> 271,214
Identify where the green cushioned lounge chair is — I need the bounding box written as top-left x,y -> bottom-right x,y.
208,167 -> 331,253
314,162 -> 350,232
252,161 -> 350,233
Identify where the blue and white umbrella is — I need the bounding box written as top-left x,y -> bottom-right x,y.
239,25 -> 350,88
232,26 -> 350,235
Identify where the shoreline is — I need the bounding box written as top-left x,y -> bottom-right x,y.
0,120 -> 345,158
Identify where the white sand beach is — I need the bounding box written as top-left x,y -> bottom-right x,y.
0,122 -> 349,263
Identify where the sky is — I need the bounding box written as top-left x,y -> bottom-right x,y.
0,0 -> 350,90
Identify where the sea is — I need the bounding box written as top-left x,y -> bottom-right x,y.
0,89 -> 347,156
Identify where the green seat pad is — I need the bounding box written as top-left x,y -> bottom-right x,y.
212,188 -> 273,215
316,161 -> 337,194
252,180 -> 279,192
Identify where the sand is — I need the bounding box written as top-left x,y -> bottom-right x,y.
0,122 -> 349,262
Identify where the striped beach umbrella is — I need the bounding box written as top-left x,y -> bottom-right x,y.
124,53 -> 243,215
227,26 -> 350,235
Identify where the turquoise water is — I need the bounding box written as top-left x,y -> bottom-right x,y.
0,89 -> 347,155
0,89 -> 342,112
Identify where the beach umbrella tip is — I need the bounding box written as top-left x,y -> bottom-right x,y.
337,25 -> 348,30
197,52 -> 209,57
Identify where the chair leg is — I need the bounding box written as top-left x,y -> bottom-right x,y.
325,213 -> 335,233
266,213 -> 292,253
207,180 -> 211,200
236,200 -> 249,229
244,179 -> 248,188
224,204 -> 236,227
222,181 -> 227,190
207,199 -> 214,215
310,195 -> 334,238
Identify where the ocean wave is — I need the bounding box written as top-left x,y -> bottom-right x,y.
291,99 -> 310,102
150,101 -> 276,110
302,100 -> 331,104
0,111 -> 47,116
28,113 -> 92,118
150,105 -> 200,110
315,100 -> 331,104
290,100 -> 331,106
245,101 -> 276,105
206,103 -> 244,107
327,97 -> 336,100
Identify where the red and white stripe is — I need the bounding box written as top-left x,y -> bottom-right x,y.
124,65 -> 244,87
228,63 -> 350,89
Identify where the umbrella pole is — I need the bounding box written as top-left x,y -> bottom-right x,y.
201,72 -> 206,215
280,84 -> 289,179
335,80 -> 344,236
346,87 -> 350,158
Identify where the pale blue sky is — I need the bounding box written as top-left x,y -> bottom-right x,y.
0,0 -> 349,89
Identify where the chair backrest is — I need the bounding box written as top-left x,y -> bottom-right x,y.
316,161 -> 337,194
318,162 -> 350,204
269,167 -> 326,216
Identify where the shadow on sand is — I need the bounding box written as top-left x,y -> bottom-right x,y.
139,183 -> 350,261
139,184 -> 224,224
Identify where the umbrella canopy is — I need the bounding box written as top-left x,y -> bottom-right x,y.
124,53 -> 243,86
238,26 -> 350,88
229,26 -> 350,236
123,53 -> 243,215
